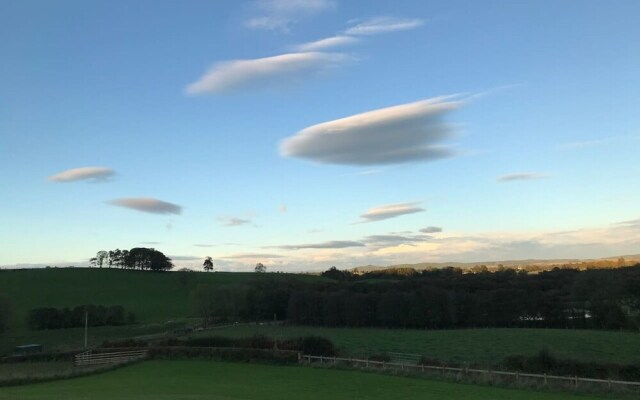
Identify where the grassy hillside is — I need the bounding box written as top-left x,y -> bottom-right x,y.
208,325 -> 640,364
0,268 -> 318,329
0,360 -> 612,400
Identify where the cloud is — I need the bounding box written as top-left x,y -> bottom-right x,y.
186,52 -> 349,95
279,204 -> 288,213
363,234 -> 430,247
108,198 -> 182,215
497,173 -> 548,182
359,202 -> 425,223
194,244 -> 216,248
140,241 -> 162,245
345,17 -> 424,36
246,0 -> 335,32
49,167 -> 115,183
294,35 -> 359,51
221,253 -> 284,259
218,217 -> 252,227
280,97 -> 461,165
420,226 -> 442,233
276,240 -> 365,250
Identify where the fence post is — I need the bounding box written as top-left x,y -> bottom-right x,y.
608,379 -> 611,390
366,359 -> 369,368
320,356 -> 323,364
574,376 -> 578,390
421,364 -> 425,373
544,373 -> 547,386
516,371 -> 519,384
333,357 -> 336,365
382,361 -> 385,370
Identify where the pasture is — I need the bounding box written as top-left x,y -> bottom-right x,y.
208,325 -> 640,364
0,360 -> 613,400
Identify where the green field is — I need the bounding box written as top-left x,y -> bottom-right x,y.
0,360 -> 612,400
0,268 -> 319,353
207,325 -> 640,364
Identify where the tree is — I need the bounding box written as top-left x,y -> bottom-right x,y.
96,250 -> 108,268
0,294 -> 9,335
255,263 -> 266,273
203,256 -> 214,272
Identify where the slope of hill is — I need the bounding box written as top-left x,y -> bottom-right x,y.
0,268 -> 320,329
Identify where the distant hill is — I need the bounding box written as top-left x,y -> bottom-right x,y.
352,254 -> 640,274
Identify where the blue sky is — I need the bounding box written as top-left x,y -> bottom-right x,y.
1,0 -> 639,271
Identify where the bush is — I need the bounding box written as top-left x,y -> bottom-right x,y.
27,305 -> 133,330
148,347 -> 298,364
100,339 -> 148,348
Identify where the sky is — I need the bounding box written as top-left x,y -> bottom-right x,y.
1,0 -> 639,271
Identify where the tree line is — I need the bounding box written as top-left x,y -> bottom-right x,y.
90,248 -> 173,271
193,265 -> 640,331
27,304 -> 136,330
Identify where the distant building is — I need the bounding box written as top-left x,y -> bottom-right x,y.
13,344 -> 43,356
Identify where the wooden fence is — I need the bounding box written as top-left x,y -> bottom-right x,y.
301,355 -> 640,391
74,349 -> 148,367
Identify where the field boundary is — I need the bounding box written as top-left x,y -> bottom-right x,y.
301,354 -> 640,392
74,349 -> 148,366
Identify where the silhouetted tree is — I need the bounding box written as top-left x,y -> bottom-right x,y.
203,256 -> 214,272
255,263 -> 266,273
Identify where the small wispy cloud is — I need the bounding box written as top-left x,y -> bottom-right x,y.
108,198 -> 182,215
222,253 -> 284,259
141,241 -> 162,245
275,240 -> 365,250
281,97 -> 461,165
497,173 -> 548,182
294,35 -> 360,51
186,52 -> 350,95
218,216 -> 252,227
169,255 -> 202,261
194,244 -> 216,248
359,202 -> 425,223
420,226 -> 442,233
345,17 -> 424,35
279,204 -> 288,213
245,0 -> 335,33
49,167 -> 115,183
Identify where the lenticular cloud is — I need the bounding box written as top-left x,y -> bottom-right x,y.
280,97 -> 461,166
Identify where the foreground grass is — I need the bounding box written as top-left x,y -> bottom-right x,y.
208,325 -> 640,364
0,360 -> 613,400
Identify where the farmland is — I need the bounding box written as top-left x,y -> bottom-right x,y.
0,360 -> 613,400
200,325 -> 640,364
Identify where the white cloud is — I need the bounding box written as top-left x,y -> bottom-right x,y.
218,217 -> 252,227
345,17 -> 424,36
186,52 -> 349,95
359,202 -> 425,223
280,97 -> 461,165
49,167 -> 115,183
294,35 -> 359,51
279,204 -> 288,213
108,198 -> 182,215
497,173 -> 548,182
246,0 -> 335,32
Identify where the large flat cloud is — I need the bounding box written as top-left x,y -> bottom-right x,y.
49,167 -> 115,183
108,198 -> 182,215
280,97 -> 461,165
276,240 -> 365,250
186,52 -> 349,94
359,202 -> 425,223
420,226 -> 443,233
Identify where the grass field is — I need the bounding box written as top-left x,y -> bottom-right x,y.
207,325 -> 640,364
0,268 -> 320,353
0,360 -> 613,400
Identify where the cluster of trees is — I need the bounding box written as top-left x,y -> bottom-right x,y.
27,305 -> 135,330
194,265 -> 640,331
90,248 -> 173,271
